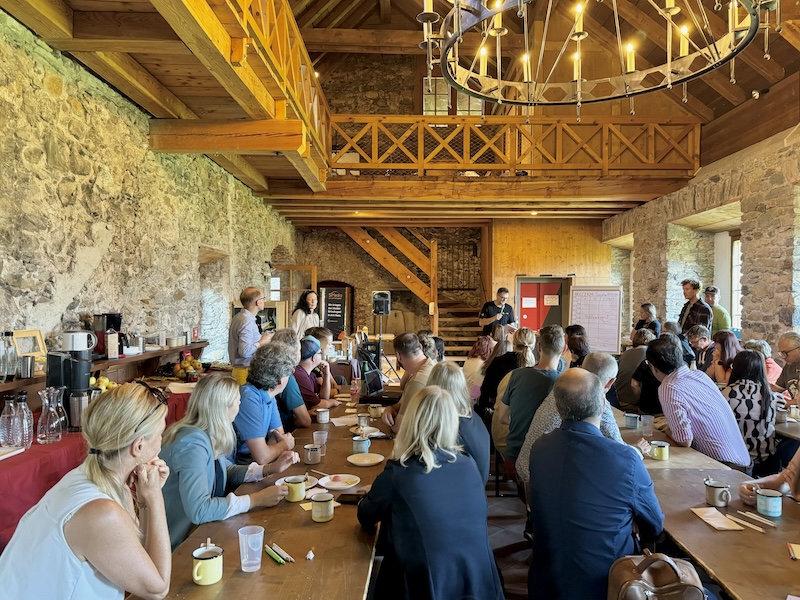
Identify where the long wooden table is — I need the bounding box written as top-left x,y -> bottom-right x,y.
775,419 -> 800,443
144,402 -> 391,600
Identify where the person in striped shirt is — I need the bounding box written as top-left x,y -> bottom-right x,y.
646,333 -> 751,471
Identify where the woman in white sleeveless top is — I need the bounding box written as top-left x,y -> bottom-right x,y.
0,383 -> 172,600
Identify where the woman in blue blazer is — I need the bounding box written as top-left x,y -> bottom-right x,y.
160,375 -> 296,550
428,361 -> 491,485
357,385 -> 504,600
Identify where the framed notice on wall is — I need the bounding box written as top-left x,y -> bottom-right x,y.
320,286 -> 351,338
569,286 -> 623,354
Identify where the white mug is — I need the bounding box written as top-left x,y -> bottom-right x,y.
304,443 -> 322,465
62,331 -> 98,352
704,478 -> 731,507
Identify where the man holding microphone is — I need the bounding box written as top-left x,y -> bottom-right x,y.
479,287 -> 517,336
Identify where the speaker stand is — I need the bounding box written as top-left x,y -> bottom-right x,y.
376,313 -> 400,381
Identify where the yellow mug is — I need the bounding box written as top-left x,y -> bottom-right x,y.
285,475 -> 307,502
651,441 -> 670,461
192,545 -> 223,586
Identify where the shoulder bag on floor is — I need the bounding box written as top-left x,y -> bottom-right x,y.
607,549 -> 706,600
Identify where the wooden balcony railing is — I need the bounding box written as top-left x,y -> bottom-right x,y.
330,115 -> 700,178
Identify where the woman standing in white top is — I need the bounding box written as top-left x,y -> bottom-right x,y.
0,383 -> 172,600
290,290 -> 321,335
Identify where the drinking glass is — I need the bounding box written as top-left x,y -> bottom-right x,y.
313,430 -> 328,457
641,415 -> 654,438
238,526 -> 264,572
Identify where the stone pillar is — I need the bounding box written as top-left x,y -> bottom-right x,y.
740,184 -> 800,343
610,247 -> 632,335
665,224 -> 715,324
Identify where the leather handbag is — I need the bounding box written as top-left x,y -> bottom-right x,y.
607,549 -> 706,600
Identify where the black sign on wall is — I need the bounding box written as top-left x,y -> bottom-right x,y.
320,285 -> 351,338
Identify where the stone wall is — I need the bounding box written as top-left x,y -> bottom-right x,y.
610,247 -> 632,335
0,10 -> 295,357
603,128 -> 800,343
320,55 -> 418,114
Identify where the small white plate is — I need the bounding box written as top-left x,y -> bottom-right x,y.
275,475 -> 319,489
349,426 -> 381,437
318,474 -> 361,490
347,453 -> 385,467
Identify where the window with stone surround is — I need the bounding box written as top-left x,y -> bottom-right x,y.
422,77 -> 483,116
731,236 -> 742,329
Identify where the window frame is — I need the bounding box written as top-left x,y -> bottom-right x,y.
730,231 -> 742,330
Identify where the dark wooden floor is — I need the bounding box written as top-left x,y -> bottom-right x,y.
487,480 -> 530,600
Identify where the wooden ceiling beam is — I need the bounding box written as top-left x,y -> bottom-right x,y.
390,0 -> 429,28
149,0 -> 277,119
291,0 -> 317,18
380,0 -> 391,24
279,209 -> 623,216
297,0 -> 346,28
613,0 -> 746,106
265,200 -> 644,208
259,176 -> 687,201
149,119 -> 307,154
330,0 -> 380,29
0,0 -> 72,38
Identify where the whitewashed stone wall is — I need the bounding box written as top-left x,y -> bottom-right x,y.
610,247 -> 631,335
0,11 -> 295,356
604,128 -> 800,344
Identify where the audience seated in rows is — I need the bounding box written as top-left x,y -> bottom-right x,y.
617,329 -> 655,412
527,369 -> 664,600
160,375 -> 292,550
686,325 -> 715,373
358,386 -> 505,600
516,352 -> 625,484
233,342 -> 297,465
647,334 -> 751,471
567,335 -> 590,368
478,328 -> 537,416
662,321 -> 696,368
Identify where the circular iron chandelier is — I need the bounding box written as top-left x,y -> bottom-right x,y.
417,0 -> 778,117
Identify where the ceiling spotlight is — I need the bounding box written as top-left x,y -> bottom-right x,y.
530,211 -> 538,216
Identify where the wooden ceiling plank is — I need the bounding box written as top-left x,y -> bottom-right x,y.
380,0 -> 391,24
328,0 -> 378,29
208,154 -> 269,191
0,0 -> 72,38
284,150 -> 328,192
297,0 -> 346,28
266,200 -> 643,208
49,39 -> 191,53
292,0 -> 318,18
390,0 -> 430,29
149,119 -> 307,154
613,0 -> 746,106
149,0 -> 277,119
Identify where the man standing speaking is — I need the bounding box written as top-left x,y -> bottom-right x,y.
479,287 -> 516,336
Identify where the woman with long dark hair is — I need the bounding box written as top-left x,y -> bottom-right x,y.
710,330 -> 742,385
290,289 -> 320,335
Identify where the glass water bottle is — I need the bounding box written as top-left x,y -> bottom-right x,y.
37,388 -> 62,444
0,396 -> 15,446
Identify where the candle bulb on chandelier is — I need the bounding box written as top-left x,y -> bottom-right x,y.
424,0 -> 433,13
625,43 -> 635,73
679,25 -> 689,57
573,52 -> 581,81
728,1 -> 735,31
523,54 -> 531,82
665,0 -> 675,10
479,47 -> 488,76
575,3 -> 584,33
494,0 -> 503,31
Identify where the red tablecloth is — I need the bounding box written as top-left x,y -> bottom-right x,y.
0,392 -> 190,552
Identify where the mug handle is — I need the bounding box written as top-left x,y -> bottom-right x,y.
87,331 -> 98,351
193,562 -> 202,582
721,489 -> 731,504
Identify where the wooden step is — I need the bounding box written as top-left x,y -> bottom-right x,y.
439,326 -> 482,332
438,306 -> 481,313
439,316 -> 479,324
439,336 -> 479,341
444,346 -> 471,353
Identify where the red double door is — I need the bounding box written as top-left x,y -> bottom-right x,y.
517,279 -> 568,331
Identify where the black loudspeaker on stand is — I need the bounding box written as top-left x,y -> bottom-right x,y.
370,291 -> 398,380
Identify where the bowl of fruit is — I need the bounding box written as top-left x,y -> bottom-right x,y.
172,358 -> 204,381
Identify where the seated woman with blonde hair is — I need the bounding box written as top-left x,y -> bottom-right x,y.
428,361 -> 490,484
160,374 -> 295,549
358,386 -> 504,600
0,383 -> 172,599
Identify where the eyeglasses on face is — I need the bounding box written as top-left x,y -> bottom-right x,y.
135,381 -> 168,432
779,346 -> 800,358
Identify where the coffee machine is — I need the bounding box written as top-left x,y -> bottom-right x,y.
47,331 -> 95,429
93,313 -> 123,358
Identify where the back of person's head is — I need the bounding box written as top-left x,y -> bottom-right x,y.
712,330 -> 742,366
779,331 -> 800,347
83,383 -> 168,522
641,303 -> 657,320
662,321 -> 682,336
468,336 -> 494,361
240,287 -> 262,308
394,332 -> 423,358
729,350 -> 771,399
482,339 -> 512,375
681,278 -> 701,290
305,326 -> 333,344
567,335 -> 590,360
743,339 -> 773,360
393,385 -> 460,473
299,336 -> 322,362
581,352 -> 618,388
632,328 -> 656,347
686,325 -> 710,340
565,324 -> 587,338
272,328 -> 299,346
491,327 -> 507,344
163,374 -> 238,458
553,369 -> 604,421
247,341 -> 297,390
538,324 -> 566,357
512,327 -> 537,368
428,361 -> 471,417
646,334 -> 684,375
433,337 -> 446,362
415,331 -> 438,362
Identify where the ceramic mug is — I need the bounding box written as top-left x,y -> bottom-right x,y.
704,478 -> 731,507
352,436 -> 371,454
316,408 -> 330,424
776,409 -> 788,424
192,545 -> 224,586
369,404 -> 382,418
304,443 -> 321,465
624,413 -> 639,429
790,405 -> 800,419
311,492 -> 335,523
285,475 -> 307,502
651,441 -> 670,461
756,488 -> 783,517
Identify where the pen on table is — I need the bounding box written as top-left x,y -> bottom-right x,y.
271,542 -> 295,563
264,545 -> 286,565
789,544 -> 798,561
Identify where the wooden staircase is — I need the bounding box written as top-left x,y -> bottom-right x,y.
438,297 -> 482,365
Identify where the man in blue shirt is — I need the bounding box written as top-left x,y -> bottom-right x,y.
528,369 -> 664,600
